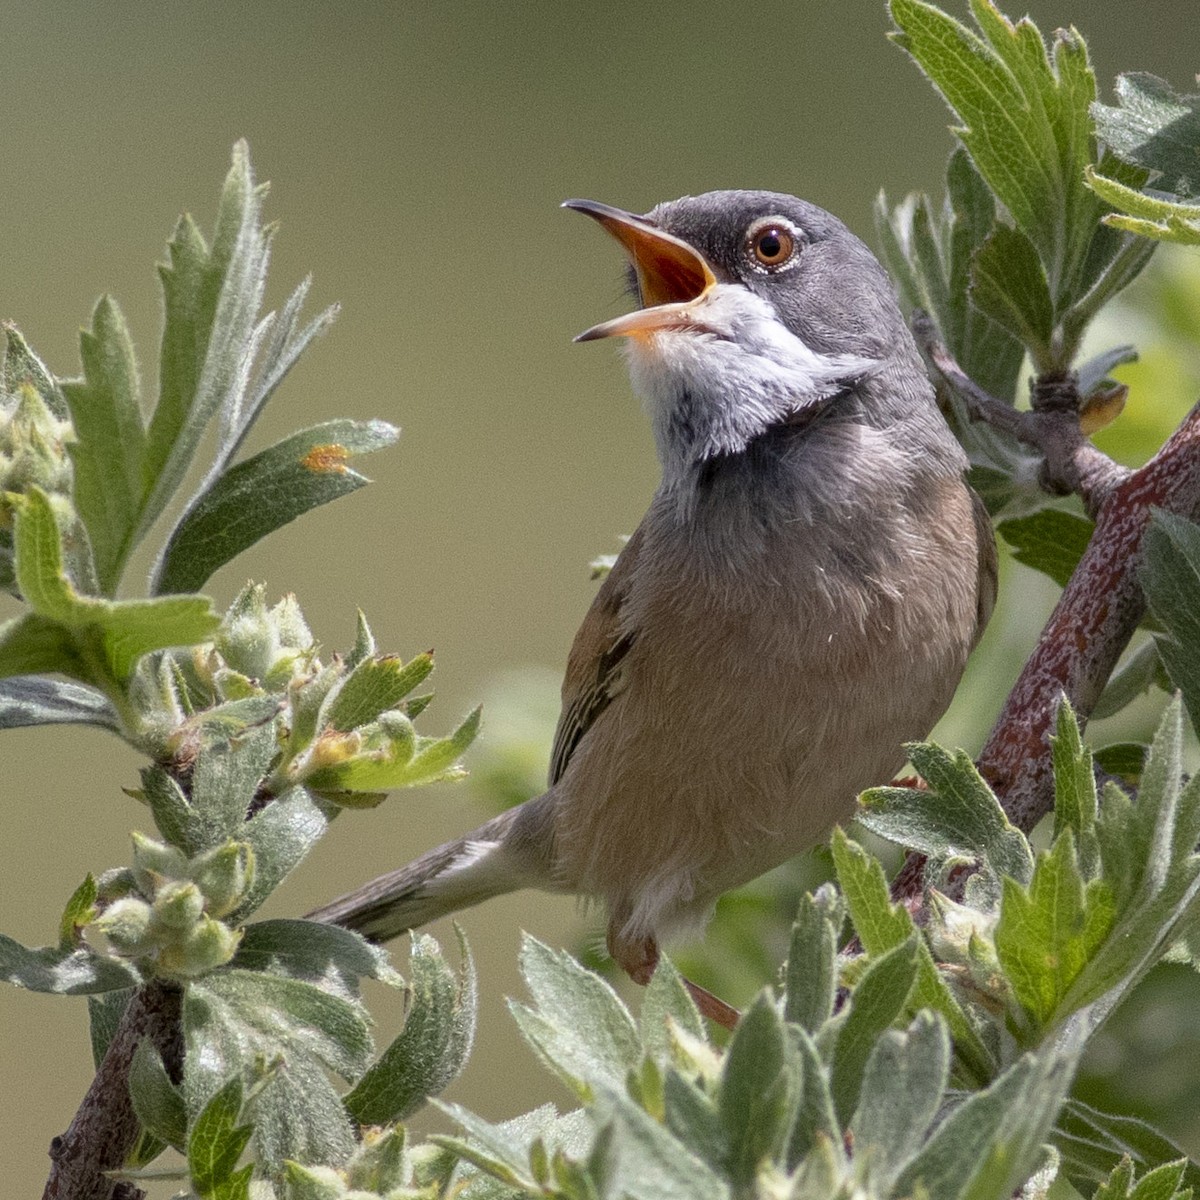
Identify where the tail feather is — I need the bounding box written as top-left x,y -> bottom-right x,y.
306,809 -> 529,942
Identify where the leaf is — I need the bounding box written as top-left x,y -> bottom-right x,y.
889,0 -> 1100,300
859,742 -> 1034,892
87,988 -> 132,1068
306,706 -> 480,794
188,1075 -> 254,1196
154,418 -> 398,595
2,323 -> 68,419
970,224 -> 1056,364
783,890 -> 839,1034
896,1037 -> 1081,1200
717,993 -> 794,1189
183,969 -> 366,1172
640,954 -> 704,1061
1051,698 -> 1100,877
999,507 -> 1095,589
60,295 -> 146,594
0,933 -> 140,994
232,918 -> 402,994
142,142 -> 272,544
829,936 -> 918,1126
343,929 -> 475,1124
58,874 -> 99,950
1094,640 -> 1165,721
130,1039 -> 187,1152
321,650 -> 433,733
831,829 -> 993,1080
1087,167 -> 1200,246
1141,511 -> 1200,733
1062,700 -> 1200,1030
1093,73 -> 1200,199
508,935 -> 640,1097
994,830 -> 1116,1030
190,720 -> 279,847
0,612 -> 82,680
1094,743 -> 1149,783
0,675 -> 119,732
1055,1098 -> 1200,1191
231,789 -> 329,920
7,488 -> 220,685
850,1011 -> 950,1194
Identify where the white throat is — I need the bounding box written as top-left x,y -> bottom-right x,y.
622,284 -> 879,482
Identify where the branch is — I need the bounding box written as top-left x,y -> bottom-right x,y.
43,981 -> 183,1200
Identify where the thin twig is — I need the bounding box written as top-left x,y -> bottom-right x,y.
912,312 -> 1132,517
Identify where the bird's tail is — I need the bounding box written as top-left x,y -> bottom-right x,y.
306,807 -> 537,943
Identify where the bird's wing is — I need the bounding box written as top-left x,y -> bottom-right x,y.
971,486 -> 998,648
548,522 -> 646,786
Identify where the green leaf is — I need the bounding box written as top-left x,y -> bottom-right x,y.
785,1023 -> 843,1170
232,918 -> 402,993
1055,1099 -> 1200,1191
232,789 -> 330,920
61,295 -> 146,594
850,1011 -> 950,1194
58,874 -> 98,950
970,224 -> 1056,365
509,935 -> 640,1097
190,720 -> 279,847
1093,73 -> 1200,199
7,487 -> 220,685
829,936 -> 918,1126
2,323 -> 68,419
1141,511 -> 1200,733
154,418 -> 398,595
306,705 -> 480,794
142,142 -> 272,543
1062,700 -> 1200,1028
889,0 -> 1100,303
783,890 -> 839,1034
640,954 -> 704,1061
717,993 -> 794,1189
188,1074 -> 253,1196
896,1037 -> 1081,1200
1087,167 -> 1200,246
0,612 -> 82,680
999,507 -> 1094,589
321,649 -> 434,733
130,1039 -> 187,1152
831,830 -> 993,1080
1094,743 -> 1149,783
1051,699 -> 1100,876
87,988 -> 131,1068
1094,640 -> 1165,721
184,969 -> 366,1172
994,830 -> 1116,1030
0,932 -> 140,994
344,929 -> 475,1124
859,742 -> 1033,892
0,675 -> 119,731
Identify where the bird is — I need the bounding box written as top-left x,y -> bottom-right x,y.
307,190 -> 996,1027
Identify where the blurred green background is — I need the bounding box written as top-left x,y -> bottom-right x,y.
3,0 -> 1200,1190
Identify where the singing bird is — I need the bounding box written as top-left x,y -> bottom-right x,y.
309,191 -> 996,1025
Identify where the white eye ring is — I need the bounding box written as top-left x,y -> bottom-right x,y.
745,217 -> 803,273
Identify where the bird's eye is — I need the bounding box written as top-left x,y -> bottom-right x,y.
747,220 -> 799,271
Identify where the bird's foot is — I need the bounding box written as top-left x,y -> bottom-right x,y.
610,929 -> 742,1030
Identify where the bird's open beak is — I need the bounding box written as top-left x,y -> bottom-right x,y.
563,199 -> 718,342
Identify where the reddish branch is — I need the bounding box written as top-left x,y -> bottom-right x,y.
893,319 -> 1200,908
43,981 -> 183,1200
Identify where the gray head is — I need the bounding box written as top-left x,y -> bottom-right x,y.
566,190 -> 957,485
